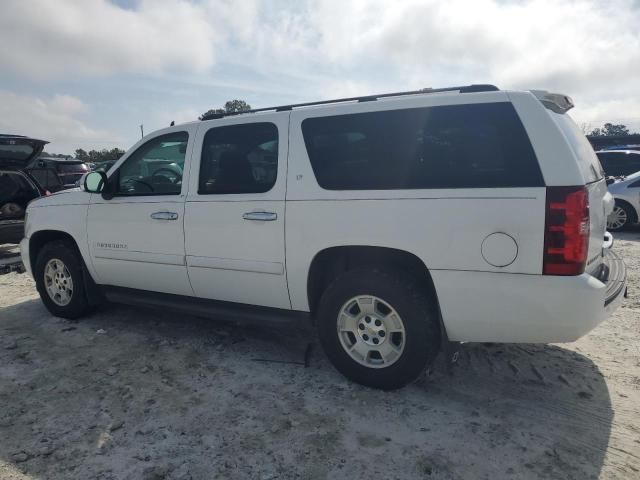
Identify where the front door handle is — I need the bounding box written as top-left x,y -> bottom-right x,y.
150,211 -> 178,221
242,211 -> 277,221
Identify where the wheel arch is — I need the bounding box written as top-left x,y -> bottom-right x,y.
307,245 -> 440,316
29,229 -> 101,306
29,230 -> 83,272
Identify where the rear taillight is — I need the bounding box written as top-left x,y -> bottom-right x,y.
543,186 -> 590,276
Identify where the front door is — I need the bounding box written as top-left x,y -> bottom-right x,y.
184,114 -> 290,309
87,128 -> 195,296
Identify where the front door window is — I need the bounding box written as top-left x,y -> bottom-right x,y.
115,132 -> 188,196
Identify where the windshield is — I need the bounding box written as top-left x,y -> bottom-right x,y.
0,143 -> 34,161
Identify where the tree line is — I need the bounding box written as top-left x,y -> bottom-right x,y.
588,123 -> 638,137
74,148 -> 126,163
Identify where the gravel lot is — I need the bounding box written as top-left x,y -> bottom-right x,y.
1,232 -> 639,480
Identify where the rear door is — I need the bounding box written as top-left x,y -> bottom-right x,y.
184,114 -> 290,309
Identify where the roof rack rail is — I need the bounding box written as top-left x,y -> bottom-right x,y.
200,84 -> 499,121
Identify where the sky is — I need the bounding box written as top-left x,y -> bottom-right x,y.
0,0 -> 639,155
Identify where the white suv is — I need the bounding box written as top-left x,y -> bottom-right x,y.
21,85 -> 627,389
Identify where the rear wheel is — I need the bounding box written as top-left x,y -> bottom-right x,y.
34,240 -> 93,319
607,202 -> 634,231
316,269 -> 440,390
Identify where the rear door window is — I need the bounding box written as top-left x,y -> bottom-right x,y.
301,102 -> 543,190
198,122 -> 278,194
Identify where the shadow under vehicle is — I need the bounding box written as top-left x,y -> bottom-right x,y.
0,296 -> 627,479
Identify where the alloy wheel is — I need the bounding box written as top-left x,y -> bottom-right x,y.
607,206 -> 628,230
337,295 -> 406,368
44,258 -> 74,306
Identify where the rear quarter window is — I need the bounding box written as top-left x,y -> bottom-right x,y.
301,102 -> 543,190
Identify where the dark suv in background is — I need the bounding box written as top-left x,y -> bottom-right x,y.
27,157 -> 89,191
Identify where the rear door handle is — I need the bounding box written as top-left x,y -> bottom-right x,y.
150,211 -> 178,221
242,211 -> 277,221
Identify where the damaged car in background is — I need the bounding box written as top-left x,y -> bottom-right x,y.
0,135 -> 49,245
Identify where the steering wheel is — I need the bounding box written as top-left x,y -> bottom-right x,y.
151,168 -> 180,184
121,177 -> 154,193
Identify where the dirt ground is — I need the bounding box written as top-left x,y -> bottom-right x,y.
0,233 -> 639,480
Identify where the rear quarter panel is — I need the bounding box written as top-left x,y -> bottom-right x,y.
286,93 -> 547,312
510,91 -> 610,275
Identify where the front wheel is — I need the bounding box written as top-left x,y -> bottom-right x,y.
34,240 -> 93,319
316,269 -> 440,390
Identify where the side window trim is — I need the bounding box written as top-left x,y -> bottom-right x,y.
111,131 -> 189,197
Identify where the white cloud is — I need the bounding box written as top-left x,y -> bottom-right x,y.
0,0 -> 217,77
0,90 -> 121,154
212,0 -> 640,128
50,94 -> 89,115
0,0 -> 638,139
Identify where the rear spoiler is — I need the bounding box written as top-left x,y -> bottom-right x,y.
530,90 -> 574,114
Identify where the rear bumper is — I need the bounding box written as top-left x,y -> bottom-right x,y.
433,248 -> 627,343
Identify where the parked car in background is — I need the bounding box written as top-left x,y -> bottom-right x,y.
596,150 -> 640,177
599,144 -> 640,152
606,172 -> 640,231
0,135 -> 49,245
27,157 -> 89,191
92,159 -> 117,174
22,86 -> 626,389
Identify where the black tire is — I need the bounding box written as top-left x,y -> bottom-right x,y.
34,240 -> 93,319
607,202 -> 635,232
316,269 -> 440,390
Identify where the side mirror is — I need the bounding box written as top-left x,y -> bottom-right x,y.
84,171 -> 107,193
